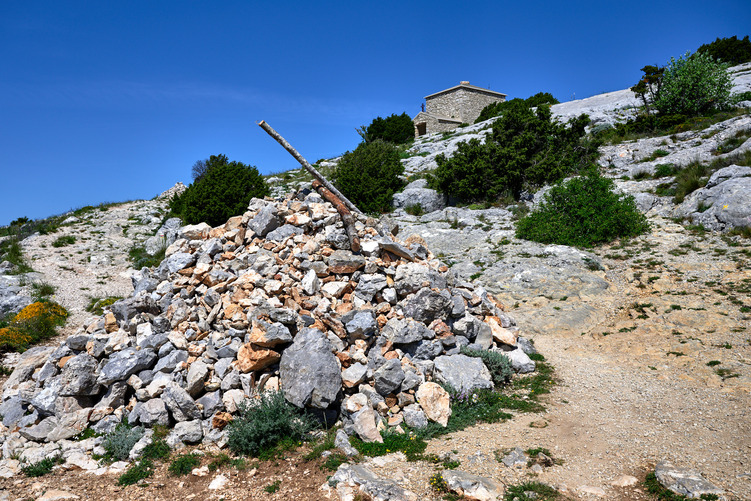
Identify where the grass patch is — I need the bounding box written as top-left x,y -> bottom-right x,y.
31,281 -> 55,300
85,296 -> 123,316
0,237 -> 33,274
404,203 -> 425,216
504,481 -> 560,500
21,455 -> 63,477
644,471 -> 720,500
207,453 -> 248,472
264,480 -> 282,493
118,459 -> 154,486
168,453 -> 201,476
128,245 -> 166,269
51,235 -> 76,247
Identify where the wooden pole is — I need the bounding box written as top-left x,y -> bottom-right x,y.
257,120 -> 362,215
312,180 -> 360,253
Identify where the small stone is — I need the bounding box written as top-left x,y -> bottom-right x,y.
611,475 -> 638,487
208,474 -> 229,490
415,382 -> 451,426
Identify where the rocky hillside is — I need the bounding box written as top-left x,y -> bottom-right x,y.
0,66 -> 749,501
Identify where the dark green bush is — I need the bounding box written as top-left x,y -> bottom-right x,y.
168,453 -> 201,476
460,347 -> 513,387
21,455 -> 63,477
358,113 -> 414,144
226,391 -> 318,458
697,35 -> 751,65
475,92 -> 559,123
118,459 -> 154,486
170,154 -> 269,227
516,169 -> 649,248
333,140 -> 405,214
432,101 -> 597,202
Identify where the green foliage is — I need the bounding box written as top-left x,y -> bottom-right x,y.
170,154 -> 269,226
697,35 -> 751,65
226,390 -> 318,458
631,65 -> 665,115
85,296 -> 123,316
475,92 -> 559,123
432,100 -> 597,202
460,347 -> 513,387
51,235 -> 76,247
141,438 -> 171,460
102,422 -> 145,461
128,244 -> 166,269
264,480 -> 282,493
504,482 -> 559,500
0,237 -> 33,274
31,282 -> 55,300
168,453 -> 201,476
21,455 -> 63,477
118,459 -> 154,486
0,301 -> 69,353
516,170 -> 649,248
359,113 -> 414,144
349,429 -> 428,461
644,471 -> 721,500
654,52 -> 733,116
333,140 -> 405,214
404,203 -> 424,216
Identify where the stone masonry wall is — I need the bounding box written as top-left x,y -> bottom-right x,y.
426,87 -> 506,124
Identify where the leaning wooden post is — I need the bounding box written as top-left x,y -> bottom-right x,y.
257,120 -> 362,215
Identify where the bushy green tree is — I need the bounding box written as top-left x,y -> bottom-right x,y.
475,92 -> 559,123
358,113 -> 414,144
431,100 -> 597,202
170,155 -> 269,226
333,140 -> 405,213
697,35 -> 751,65
653,52 -> 733,116
516,169 -> 649,248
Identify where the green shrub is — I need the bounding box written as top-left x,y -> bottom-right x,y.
516,169 -> 649,248
0,237 -> 32,274
170,154 -> 269,227
475,92 -> 559,123
697,35 -> 751,65
460,347 -> 513,386
102,422 -> 145,461
118,459 -> 154,486
168,453 -> 200,476
128,244 -> 166,269
85,296 -> 123,316
51,235 -> 76,247
504,481 -> 559,500
333,140 -> 405,214
21,455 -> 63,477
31,282 -> 55,300
654,51 -> 733,116
226,391 -> 318,458
141,438 -> 171,460
432,100 -> 597,202
404,203 -> 424,216
358,113 -> 414,144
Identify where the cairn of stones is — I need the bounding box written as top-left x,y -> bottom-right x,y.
1,189 -> 537,457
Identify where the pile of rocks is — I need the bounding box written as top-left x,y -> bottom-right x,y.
0,189 -> 537,465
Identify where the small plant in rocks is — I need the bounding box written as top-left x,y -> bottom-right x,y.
102,421 -> 145,461
504,481 -> 560,500
226,390 -> 318,458
21,455 -> 63,477
168,453 -> 201,476
460,346 -> 513,386
118,459 -> 154,486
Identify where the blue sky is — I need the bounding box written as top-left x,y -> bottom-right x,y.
1,1 -> 749,226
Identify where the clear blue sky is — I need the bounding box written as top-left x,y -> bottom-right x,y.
1,1 -> 749,226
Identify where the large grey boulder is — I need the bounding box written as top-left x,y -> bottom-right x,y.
0,285 -> 31,319
161,382 -> 201,422
442,470 -> 504,501
248,205 -> 280,237
403,288 -> 452,324
280,328 -> 341,409
392,179 -> 447,213
162,252 -> 197,274
98,348 -> 157,385
675,165 -> 751,231
373,359 -> 405,396
329,463 -> 418,501
505,348 -> 536,374
131,398 -> 170,426
655,460 -> 725,499
394,262 -> 447,296
381,317 -> 433,345
342,310 -> 377,340
434,354 -> 493,393
59,354 -> 100,396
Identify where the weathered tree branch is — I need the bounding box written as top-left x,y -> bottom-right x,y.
312,180 -> 360,253
257,120 -> 362,215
